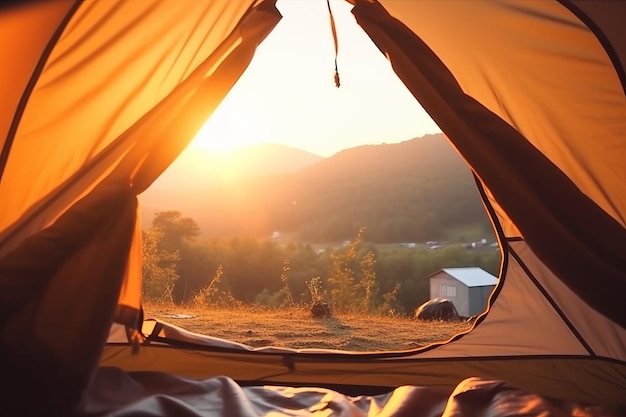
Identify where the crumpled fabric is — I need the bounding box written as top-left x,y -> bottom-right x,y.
76,367 -> 618,417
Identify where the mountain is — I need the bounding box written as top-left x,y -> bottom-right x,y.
260,134 -> 489,242
225,144 -> 324,176
140,143 -> 323,206
141,134 -> 492,243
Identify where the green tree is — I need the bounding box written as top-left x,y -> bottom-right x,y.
327,235 -> 360,312
152,210 -> 200,251
359,251 -> 378,312
146,211 -> 201,303
327,227 -> 383,313
175,240 -> 221,303
142,226 -> 180,303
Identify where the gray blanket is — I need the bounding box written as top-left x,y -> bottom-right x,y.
76,367 -> 618,417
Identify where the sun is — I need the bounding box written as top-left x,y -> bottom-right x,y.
189,0 -> 441,157
190,109 -> 252,154
189,74 -> 274,154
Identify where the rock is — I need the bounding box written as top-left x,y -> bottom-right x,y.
311,301 -> 330,318
414,298 -> 460,321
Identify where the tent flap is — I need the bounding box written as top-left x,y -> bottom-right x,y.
352,0 -> 626,329
0,183 -> 137,414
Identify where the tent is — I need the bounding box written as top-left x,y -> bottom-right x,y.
1,0 -> 625,415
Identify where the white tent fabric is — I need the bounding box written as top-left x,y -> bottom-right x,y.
0,0 -> 625,415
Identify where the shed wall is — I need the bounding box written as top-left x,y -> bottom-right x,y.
468,285 -> 495,316
429,273 -> 470,316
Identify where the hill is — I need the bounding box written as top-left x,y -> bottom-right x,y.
141,134 -> 493,243
140,143 -> 324,226
141,143 -> 323,193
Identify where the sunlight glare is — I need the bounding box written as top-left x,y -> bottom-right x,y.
189,0 -> 441,157
190,91 -> 273,154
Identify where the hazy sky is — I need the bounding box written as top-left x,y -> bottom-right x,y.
191,0 -> 441,157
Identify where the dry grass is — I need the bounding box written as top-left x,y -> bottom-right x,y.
144,302 -> 473,351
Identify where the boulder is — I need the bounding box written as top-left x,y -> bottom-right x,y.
310,301 -> 331,318
415,298 -> 460,321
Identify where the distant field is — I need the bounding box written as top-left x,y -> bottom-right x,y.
275,220 -> 497,252
143,303 -> 473,351
442,223 -> 495,245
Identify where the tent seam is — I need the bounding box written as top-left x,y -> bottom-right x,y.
0,0 -> 84,184
469,174 -> 508,330
508,247 -> 596,356
557,0 -> 626,96
103,343 -> 626,366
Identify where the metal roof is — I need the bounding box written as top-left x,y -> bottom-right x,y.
438,267 -> 498,287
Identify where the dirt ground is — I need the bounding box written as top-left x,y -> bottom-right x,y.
143,303 -> 473,351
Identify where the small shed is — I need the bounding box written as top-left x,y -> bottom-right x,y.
428,267 -> 498,317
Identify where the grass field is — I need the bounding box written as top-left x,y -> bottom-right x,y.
143,302 -> 473,351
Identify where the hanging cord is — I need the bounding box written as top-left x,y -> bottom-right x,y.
326,0 -> 340,87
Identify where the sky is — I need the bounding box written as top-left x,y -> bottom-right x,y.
190,0 -> 441,157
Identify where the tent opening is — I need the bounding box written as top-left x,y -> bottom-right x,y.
137,0 -> 500,352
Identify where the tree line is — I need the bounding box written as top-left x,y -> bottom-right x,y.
143,211 -> 500,315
